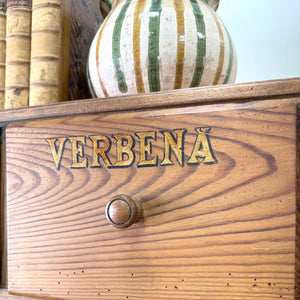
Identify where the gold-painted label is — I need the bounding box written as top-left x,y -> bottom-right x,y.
46,127 -> 217,170
7,0 -> 31,8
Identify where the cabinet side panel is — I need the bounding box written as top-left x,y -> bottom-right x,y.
296,104 -> 300,299
0,127 -> 6,287
6,101 -> 298,299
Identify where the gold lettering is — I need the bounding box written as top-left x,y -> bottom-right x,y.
136,131 -> 157,167
69,136 -> 88,168
46,127 -> 218,170
46,137 -> 67,170
187,127 -> 217,164
113,134 -> 135,167
161,129 -> 186,166
89,135 -> 112,167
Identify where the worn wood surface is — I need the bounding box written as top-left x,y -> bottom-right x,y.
0,127 -> 6,287
5,94 -> 299,299
296,104 -> 300,299
0,289 -> 37,299
0,78 -> 299,125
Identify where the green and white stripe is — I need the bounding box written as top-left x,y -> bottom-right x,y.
112,0 -> 131,93
189,0 -> 206,87
89,0 -> 237,98
148,0 -> 162,92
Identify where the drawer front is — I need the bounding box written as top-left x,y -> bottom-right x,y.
6,100 -> 298,299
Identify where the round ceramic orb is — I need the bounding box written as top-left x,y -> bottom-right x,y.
88,0 -> 237,98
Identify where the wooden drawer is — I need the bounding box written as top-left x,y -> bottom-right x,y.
2,79 -> 300,299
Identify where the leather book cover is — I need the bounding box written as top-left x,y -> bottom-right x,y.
0,0 -> 5,109
5,0 -> 31,108
68,0 -> 103,100
29,0 -> 71,106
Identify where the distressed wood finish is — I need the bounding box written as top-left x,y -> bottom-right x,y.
5,90 -> 299,299
0,288 -> 37,299
0,128 -> 6,287
0,78 -> 299,124
296,104 -> 300,298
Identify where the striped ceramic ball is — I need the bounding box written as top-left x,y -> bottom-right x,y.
88,0 -> 237,98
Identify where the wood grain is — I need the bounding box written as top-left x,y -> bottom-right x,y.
0,77 -> 299,125
1,288 -> 38,299
5,97 -> 299,299
0,127 -> 6,287
296,103 -> 300,300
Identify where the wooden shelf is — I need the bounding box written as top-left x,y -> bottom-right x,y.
1,77 -> 300,299
0,289 -> 37,299
0,78 -> 299,125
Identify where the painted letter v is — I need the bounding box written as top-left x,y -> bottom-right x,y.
46,137 -> 68,170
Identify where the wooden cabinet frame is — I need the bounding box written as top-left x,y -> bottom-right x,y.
0,78 -> 299,299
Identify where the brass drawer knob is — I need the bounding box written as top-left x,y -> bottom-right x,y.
106,195 -> 143,228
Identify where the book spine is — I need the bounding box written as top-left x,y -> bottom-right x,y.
5,0 -> 31,109
0,0 -> 5,109
68,0 -> 102,100
29,0 -> 70,106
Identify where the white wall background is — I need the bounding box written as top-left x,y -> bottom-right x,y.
217,0 -> 300,83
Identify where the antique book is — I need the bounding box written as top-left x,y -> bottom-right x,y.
5,0 -> 31,109
30,0 -> 103,104
0,0 -> 5,109
29,0 -> 71,106
68,0 -> 102,100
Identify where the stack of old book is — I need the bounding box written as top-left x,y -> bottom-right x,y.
0,0 -> 102,109
0,0 -> 5,108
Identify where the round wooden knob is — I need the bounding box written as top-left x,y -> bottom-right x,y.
106,195 -> 142,228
